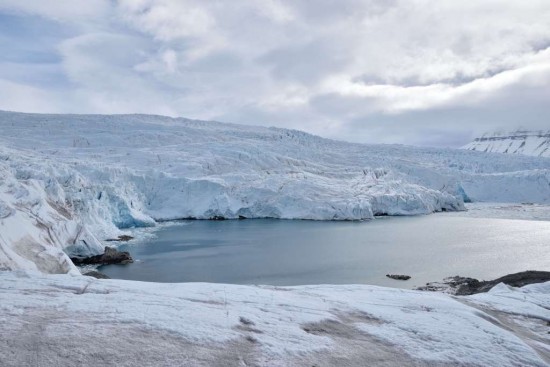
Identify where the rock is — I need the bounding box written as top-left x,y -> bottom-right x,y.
417,271 -> 550,295
102,247 -> 133,264
71,246 -> 133,266
83,270 -> 110,279
105,235 -> 134,242
473,270 -> 550,294
386,274 -> 411,281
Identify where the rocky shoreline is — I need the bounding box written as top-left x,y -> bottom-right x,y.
77,248 -> 550,296
71,246 -> 133,266
416,270 -> 550,295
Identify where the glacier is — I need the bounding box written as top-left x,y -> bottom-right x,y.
463,130 -> 550,157
0,110 -> 549,273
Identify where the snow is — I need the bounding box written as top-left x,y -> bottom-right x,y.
0,110 -> 549,274
0,271 -> 548,366
463,130 -> 550,157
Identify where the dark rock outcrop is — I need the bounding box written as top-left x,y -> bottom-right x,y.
105,235 -> 134,242
71,246 -> 133,266
386,274 -> 411,281
417,271 -> 550,295
83,270 -> 111,279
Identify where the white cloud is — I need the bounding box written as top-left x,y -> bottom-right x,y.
321,50 -> 550,113
0,79 -> 66,112
1,0 -> 550,146
117,0 -> 215,41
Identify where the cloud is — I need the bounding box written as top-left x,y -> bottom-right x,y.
319,50 -> 550,114
0,0 -> 110,22
1,0 -> 550,147
117,0 -> 215,42
0,78 -> 67,112
258,37 -> 352,85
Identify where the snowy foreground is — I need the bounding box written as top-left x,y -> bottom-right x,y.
1,271 -> 549,366
1,111 -> 549,273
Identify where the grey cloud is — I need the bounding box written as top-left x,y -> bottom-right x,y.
287,0 -> 398,23
186,51 -> 243,74
258,38 -> 350,85
354,65 -> 522,88
335,83 -> 550,147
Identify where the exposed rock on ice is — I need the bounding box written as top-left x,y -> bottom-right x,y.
82,270 -> 110,279
417,271 -> 550,295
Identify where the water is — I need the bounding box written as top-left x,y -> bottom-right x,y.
100,214 -> 550,288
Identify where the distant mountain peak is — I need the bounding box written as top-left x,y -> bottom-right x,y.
462,130 -> 550,157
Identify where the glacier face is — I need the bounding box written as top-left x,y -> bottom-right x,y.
0,110 -> 549,273
462,130 -> 550,157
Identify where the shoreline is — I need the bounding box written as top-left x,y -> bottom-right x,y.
83,266 -> 550,295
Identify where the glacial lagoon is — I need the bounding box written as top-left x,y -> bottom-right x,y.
101,213 -> 550,288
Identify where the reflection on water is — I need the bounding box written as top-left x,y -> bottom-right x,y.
100,215 -> 550,288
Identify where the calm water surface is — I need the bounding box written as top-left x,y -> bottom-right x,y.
100,214 -> 550,288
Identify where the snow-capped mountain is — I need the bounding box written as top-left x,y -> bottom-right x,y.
0,111 -> 549,273
462,130 -> 550,157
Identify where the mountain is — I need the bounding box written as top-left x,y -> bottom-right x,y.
0,110 -> 549,273
462,130 -> 550,157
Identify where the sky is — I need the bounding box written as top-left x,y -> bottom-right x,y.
0,1 -> 549,147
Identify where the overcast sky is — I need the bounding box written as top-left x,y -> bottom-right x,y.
1,1 -> 549,147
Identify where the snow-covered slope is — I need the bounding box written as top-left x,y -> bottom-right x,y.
1,271 -> 549,366
0,110 -> 549,273
463,130 -> 550,157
